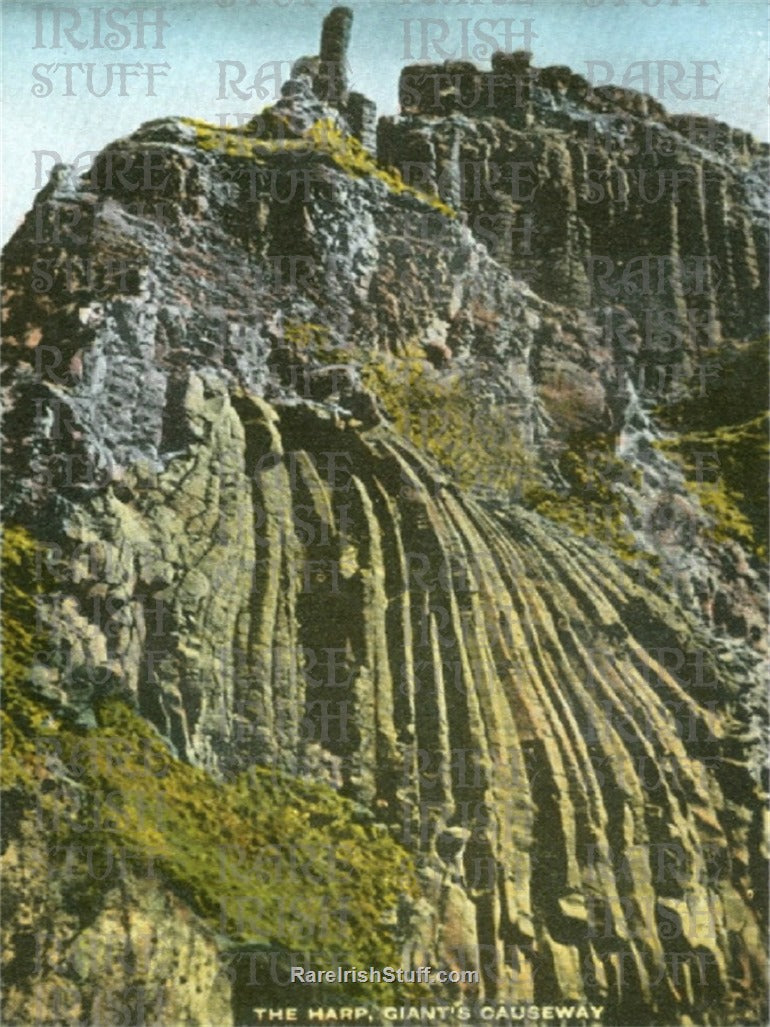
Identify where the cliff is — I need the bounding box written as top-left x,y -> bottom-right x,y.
382,52 -> 768,352
2,8 -> 767,1026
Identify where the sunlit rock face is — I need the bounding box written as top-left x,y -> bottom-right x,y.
2,7 -> 767,1026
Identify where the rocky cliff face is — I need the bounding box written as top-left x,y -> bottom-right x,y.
2,7 -> 767,1026
381,53 -> 768,360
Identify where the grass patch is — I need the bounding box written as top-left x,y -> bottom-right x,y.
1,525 -> 60,788
284,329 -> 536,495
283,327 -> 659,568
525,435 -> 658,569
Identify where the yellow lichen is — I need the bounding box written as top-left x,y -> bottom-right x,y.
181,116 -> 455,217
304,119 -> 455,216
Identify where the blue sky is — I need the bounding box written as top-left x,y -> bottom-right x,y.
2,0 -> 768,243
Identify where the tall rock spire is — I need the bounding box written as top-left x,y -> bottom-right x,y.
315,6 -> 353,103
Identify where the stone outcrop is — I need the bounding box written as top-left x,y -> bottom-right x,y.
262,6 -> 377,150
380,58 -> 769,377
2,8 -> 767,1026
315,5 -> 353,103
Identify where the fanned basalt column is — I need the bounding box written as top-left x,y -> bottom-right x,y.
1,10 -> 767,1022
11,379 -> 766,1023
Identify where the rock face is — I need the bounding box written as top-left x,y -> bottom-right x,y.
2,8 -> 767,1027
3,788 -> 232,1027
381,56 -> 769,375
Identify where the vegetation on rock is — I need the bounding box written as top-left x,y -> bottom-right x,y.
184,116 -> 454,216
525,435 -> 658,569
656,338 -> 769,560
1,526 -> 421,1003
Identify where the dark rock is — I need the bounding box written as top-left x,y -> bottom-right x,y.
346,91 -> 377,153
315,5 -> 353,104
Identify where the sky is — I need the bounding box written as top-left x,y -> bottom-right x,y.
1,0 -> 768,243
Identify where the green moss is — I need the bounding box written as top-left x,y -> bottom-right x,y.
528,338 -> 768,564
1,528 -> 422,1002
654,414 -> 768,559
3,526 -> 46,686
48,699 -> 419,998
1,526 -> 59,788
283,333 -> 537,494
5,702 -> 421,1000
654,337 -> 769,559
305,119 -> 455,216
362,344 -> 535,492
181,117 -> 309,159
283,320 -> 334,353
330,342 -> 653,569
284,329 -> 659,568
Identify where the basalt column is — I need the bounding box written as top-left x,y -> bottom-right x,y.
315,5 -> 352,105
